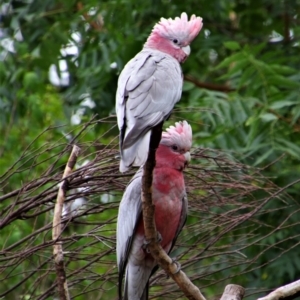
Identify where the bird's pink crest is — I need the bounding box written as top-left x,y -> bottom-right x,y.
161,120 -> 192,149
152,12 -> 203,44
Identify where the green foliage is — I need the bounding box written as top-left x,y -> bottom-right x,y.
1,0 -> 300,299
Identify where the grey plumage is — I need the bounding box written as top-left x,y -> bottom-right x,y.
116,49 -> 182,172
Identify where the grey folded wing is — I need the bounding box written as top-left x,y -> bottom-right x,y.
116,168 -> 143,298
116,49 -> 183,149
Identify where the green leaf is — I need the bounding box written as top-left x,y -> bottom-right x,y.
215,52 -> 246,70
239,65 -> 256,87
276,138 -> 300,159
254,148 -> 274,166
23,72 -> 40,90
250,42 -> 267,55
219,58 -> 249,79
260,113 -> 278,122
270,64 -> 296,75
183,81 -> 196,91
224,41 -> 241,51
270,100 -> 296,110
245,115 -> 257,126
268,75 -> 299,88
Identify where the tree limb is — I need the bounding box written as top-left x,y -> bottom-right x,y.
220,284 -> 245,300
141,123 -> 207,300
257,279 -> 300,300
184,74 -> 235,92
52,145 -> 81,300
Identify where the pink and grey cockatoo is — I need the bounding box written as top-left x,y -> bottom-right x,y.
116,12 -> 202,172
117,121 -> 192,300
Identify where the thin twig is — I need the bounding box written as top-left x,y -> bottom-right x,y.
52,145 -> 81,300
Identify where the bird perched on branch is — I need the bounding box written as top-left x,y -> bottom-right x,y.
117,121 -> 192,300
116,12 -> 202,172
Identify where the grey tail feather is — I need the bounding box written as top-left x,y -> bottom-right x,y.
140,281 -> 149,300
120,116 -> 127,149
119,141 -> 140,173
118,266 -> 125,300
123,279 -> 149,300
123,279 -> 128,300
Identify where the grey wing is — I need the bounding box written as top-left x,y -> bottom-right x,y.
116,49 -> 183,149
169,192 -> 188,253
116,168 -> 143,298
116,53 -> 151,131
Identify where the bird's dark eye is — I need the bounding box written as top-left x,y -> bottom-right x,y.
173,39 -> 178,44
172,145 -> 178,151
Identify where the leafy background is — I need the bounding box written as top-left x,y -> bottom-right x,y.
1,0 -> 300,299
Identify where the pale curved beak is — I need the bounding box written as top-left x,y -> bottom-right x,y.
184,151 -> 191,166
182,45 -> 191,56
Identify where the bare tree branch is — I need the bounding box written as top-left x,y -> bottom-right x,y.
220,284 -> 245,300
1,120 -> 299,299
141,123 -> 207,300
257,279 -> 300,300
52,145 -> 81,300
184,74 -> 234,92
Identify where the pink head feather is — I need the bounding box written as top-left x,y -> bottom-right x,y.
151,12 -> 203,44
161,120 -> 192,150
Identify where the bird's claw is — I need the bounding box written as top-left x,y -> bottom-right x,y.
156,232 -> 162,243
171,259 -> 181,275
142,232 -> 162,253
142,239 -> 151,253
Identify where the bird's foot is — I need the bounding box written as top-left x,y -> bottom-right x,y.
142,239 -> 151,253
171,258 -> 181,275
142,232 -> 162,253
156,231 -> 162,243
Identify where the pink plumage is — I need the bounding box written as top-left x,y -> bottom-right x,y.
116,12 -> 202,172
151,12 -> 203,45
144,12 -> 203,62
117,120 -> 192,299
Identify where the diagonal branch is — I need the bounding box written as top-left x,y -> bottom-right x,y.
184,74 -> 235,92
257,279 -> 300,300
52,145 -> 81,300
141,122 -> 207,300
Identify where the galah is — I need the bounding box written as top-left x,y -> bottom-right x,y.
116,12 -> 202,172
117,121 -> 192,300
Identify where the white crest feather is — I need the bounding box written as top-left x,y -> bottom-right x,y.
152,12 -> 203,43
161,120 -> 192,150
